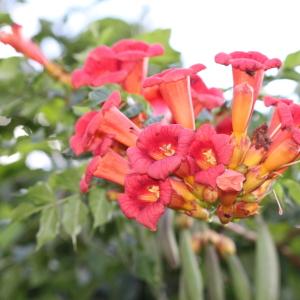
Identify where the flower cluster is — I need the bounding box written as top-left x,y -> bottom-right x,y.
4,27 -> 295,230
68,40 -> 300,231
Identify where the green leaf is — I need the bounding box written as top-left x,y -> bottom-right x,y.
72,105 -> 90,116
62,195 -> 88,247
284,51 -> 300,69
36,207 -> 59,249
88,87 -> 114,104
179,229 -> 203,300
0,13 -> 13,25
282,179 -> 300,204
48,167 -> 84,193
158,210 -> 180,269
135,29 -> 181,67
89,188 -> 113,228
225,254 -> 252,300
273,182 -> 284,200
26,182 -> 55,205
204,244 -> 225,300
255,217 -> 280,300
12,202 -> 40,222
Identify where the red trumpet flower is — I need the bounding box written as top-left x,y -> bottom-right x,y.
80,149 -> 130,193
188,124 -> 232,187
0,24 -> 48,65
118,174 -> 172,230
70,91 -> 141,156
144,64 -> 205,129
72,39 -> 164,93
128,124 -> 194,179
215,51 -> 281,101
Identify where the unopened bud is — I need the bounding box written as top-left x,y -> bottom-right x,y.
217,235 -> 236,256
203,187 -> 218,203
217,204 -> 234,224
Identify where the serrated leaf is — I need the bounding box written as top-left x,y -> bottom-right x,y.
225,254 -> 252,300
26,182 -> 55,205
36,207 -> 59,249
255,217 -> 280,300
283,179 -> 300,204
205,244 -> 225,300
180,229 -> 203,300
62,195 -> 88,247
284,51 -> 300,69
89,188 -> 113,228
12,202 -> 40,222
135,29 -> 181,67
48,167 -> 83,193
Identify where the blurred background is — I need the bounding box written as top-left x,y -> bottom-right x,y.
0,1 -> 300,300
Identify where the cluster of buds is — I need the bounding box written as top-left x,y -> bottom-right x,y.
2,25 -> 299,231
192,229 -> 236,256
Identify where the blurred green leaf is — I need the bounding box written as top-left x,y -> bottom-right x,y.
62,195 -> 88,247
180,229 -> 203,300
48,167 -> 83,193
204,244 -> 225,300
284,51 -> 300,69
255,217 -> 280,300
89,188 -> 113,228
12,202 -> 39,221
225,254 -> 252,300
135,29 -> 181,67
37,206 -> 59,249
26,182 -> 55,205
282,179 -> 300,204
0,13 -> 13,25
158,210 -> 180,269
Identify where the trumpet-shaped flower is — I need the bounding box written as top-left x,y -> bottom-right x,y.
118,174 -> 171,230
190,124 -> 232,169
128,123 -> 194,179
215,51 -> 281,101
80,149 -> 129,192
0,24 -> 48,65
144,64 -> 205,129
72,39 -> 164,92
70,91 -> 141,156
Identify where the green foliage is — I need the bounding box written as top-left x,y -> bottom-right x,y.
255,217 -> 280,300
136,29 -> 181,67
89,188 -> 113,228
204,244 -> 225,300
180,229 -> 204,300
37,206 -> 60,249
225,254 -> 252,300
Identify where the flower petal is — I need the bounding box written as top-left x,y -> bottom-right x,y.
195,164 -> 225,188
148,155 -> 182,179
135,202 -> 165,231
212,134 -> 233,165
127,146 -> 153,174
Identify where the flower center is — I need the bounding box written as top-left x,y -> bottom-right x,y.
202,149 -> 217,165
159,143 -> 176,157
139,185 -> 160,202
